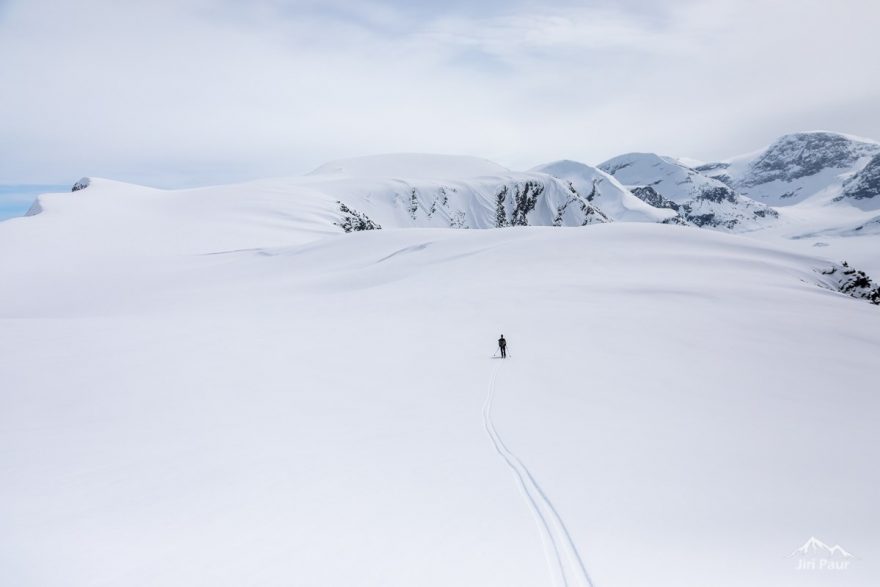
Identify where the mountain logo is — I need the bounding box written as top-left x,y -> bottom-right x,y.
790,537 -> 855,571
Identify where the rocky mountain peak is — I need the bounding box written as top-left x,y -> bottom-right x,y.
740,132 -> 880,187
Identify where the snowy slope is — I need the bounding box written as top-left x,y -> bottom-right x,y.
2,177 -> 880,586
741,204 -> 880,279
598,153 -> 778,230
10,178 -> 344,257
815,214 -> 880,237
530,160 -> 677,223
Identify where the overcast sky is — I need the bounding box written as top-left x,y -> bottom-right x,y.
1,0 -> 878,187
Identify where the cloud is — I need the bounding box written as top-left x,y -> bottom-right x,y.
0,0 -> 878,186
424,8 -> 693,60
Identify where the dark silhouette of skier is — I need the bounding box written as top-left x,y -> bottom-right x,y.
498,335 -> 507,359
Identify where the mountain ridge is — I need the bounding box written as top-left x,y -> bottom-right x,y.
18,130 -> 880,240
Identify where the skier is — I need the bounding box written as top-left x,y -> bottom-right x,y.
498,334 -> 507,359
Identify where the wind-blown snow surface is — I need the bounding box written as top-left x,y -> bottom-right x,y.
1,179 -> 878,587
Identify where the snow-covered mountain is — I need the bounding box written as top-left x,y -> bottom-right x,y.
22,156 -> 618,249
18,158 -> 642,256
530,160 -> 678,224
598,153 -> 778,230
20,139 -> 880,275
698,131 -> 880,207
305,155 -> 611,230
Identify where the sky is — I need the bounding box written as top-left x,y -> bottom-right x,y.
0,184 -> 66,220
1,0 -> 879,197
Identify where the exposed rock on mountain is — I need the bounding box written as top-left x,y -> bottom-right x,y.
335,202 -> 381,232
818,262 -> 880,305
531,160 -> 675,224
839,153 -> 880,208
630,186 -> 678,211
599,153 -> 777,231
307,156 -> 612,231
736,132 -> 879,186
701,132 -> 880,206
72,178 -> 92,192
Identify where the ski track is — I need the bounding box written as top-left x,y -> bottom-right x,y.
483,363 -> 595,587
